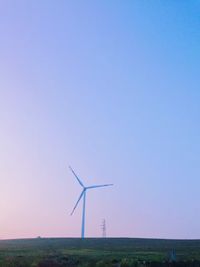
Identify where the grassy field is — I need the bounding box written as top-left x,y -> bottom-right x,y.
0,238 -> 200,266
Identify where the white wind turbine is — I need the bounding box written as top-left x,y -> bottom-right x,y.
69,166 -> 113,239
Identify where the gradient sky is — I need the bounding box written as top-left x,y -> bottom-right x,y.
0,1 -> 200,239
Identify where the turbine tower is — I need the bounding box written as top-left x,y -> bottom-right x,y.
69,166 -> 113,239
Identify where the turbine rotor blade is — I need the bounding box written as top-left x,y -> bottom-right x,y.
71,190 -> 85,215
86,184 -> 113,189
69,166 -> 85,188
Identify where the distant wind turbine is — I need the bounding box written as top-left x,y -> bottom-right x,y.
69,166 -> 113,239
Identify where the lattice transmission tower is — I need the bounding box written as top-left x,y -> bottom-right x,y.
101,219 -> 106,238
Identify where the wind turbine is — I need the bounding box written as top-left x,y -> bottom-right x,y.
69,166 -> 113,239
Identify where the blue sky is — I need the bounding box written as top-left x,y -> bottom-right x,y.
0,1 -> 200,239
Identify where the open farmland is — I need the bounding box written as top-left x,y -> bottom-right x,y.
0,238 -> 200,266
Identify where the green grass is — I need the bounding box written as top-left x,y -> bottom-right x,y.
0,238 -> 200,266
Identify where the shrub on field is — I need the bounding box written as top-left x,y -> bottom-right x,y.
95,259 -> 114,267
37,256 -> 78,267
37,259 -> 61,267
78,262 -> 95,267
121,258 -> 136,267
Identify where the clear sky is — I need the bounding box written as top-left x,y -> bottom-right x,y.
0,1 -> 200,239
